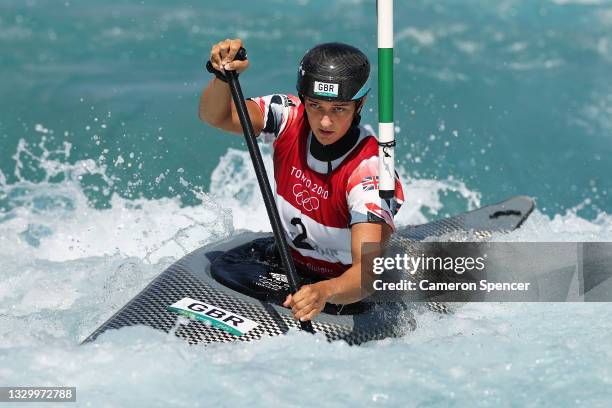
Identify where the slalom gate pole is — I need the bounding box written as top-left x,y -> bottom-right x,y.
377,0 -> 395,199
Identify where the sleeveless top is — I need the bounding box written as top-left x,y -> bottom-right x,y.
250,94 -> 404,278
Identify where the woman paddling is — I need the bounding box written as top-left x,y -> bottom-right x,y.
199,38 -> 404,322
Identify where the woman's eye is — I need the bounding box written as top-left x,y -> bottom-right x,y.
334,107 -> 346,113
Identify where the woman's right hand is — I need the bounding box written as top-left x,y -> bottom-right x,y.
209,38 -> 249,74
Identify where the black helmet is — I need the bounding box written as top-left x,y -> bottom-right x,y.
296,43 -> 370,102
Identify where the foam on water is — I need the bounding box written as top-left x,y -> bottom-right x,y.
1,135 -> 612,406
1,138 -> 233,263
209,143 -> 483,231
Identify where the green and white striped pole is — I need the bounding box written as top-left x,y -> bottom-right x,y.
377,0 -> 395,199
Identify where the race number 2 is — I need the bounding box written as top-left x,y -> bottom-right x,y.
291,217 -> 314,250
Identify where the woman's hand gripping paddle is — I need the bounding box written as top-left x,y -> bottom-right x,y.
212,47 -> 315,333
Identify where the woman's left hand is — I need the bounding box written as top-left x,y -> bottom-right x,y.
283,282 -> 329,321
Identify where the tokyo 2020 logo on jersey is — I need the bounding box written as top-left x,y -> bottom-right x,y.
292,183 -> 319,212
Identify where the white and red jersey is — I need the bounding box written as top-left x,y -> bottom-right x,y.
250,94 -> 404,278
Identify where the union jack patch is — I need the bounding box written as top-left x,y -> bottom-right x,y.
365,202 -> 394,227
361,175 -> 379,191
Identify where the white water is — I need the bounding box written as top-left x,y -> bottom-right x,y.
1,140 -> 612,407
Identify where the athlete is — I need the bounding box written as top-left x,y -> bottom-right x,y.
199,38 -> 404,321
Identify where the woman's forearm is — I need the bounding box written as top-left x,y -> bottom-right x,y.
319,263 -> 369,305
198,77 -> 233,126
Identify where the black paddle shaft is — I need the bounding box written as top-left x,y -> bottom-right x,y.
223,49 -> 314,333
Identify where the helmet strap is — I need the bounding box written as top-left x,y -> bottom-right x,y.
352,97 -> 366,126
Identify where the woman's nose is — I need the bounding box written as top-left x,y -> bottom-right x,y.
320,115 -> 332,128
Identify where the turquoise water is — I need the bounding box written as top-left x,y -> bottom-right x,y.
2,0 -> 611,215
1,0 -> 612,406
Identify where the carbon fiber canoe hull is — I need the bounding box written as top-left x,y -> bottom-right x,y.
83,196 -> 534,346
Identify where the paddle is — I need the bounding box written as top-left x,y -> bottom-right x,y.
221,48 -> 314,333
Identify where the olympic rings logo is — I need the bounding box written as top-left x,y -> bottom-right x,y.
293,183 -> 319,212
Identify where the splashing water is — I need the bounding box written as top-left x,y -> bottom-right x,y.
1,129 -> 611,406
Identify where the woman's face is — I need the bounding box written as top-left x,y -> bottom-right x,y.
304,97 -> 361,145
